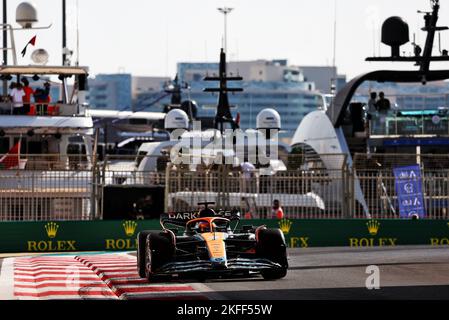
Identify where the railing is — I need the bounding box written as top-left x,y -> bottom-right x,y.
355,170 -> 449,220
165,165 -> 350,219
369,109 -> 449,137
0,154 -> 92,171
0,153 -> 448,221
0,102 -> 84,116
0,170 -> 93,221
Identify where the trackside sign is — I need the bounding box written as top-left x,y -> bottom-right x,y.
0,219 -> 447,253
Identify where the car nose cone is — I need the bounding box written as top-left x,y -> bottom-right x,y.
211,257 -> 227,269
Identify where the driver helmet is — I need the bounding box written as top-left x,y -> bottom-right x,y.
212,221 -> 222,231
199,207 -> 216,217
198,221 -> 209,233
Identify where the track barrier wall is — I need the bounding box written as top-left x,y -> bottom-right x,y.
0,219 -> 448,253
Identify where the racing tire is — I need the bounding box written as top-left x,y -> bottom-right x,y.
256,228 -> 288,280
137,231 -> 153,278
145,232 -> 175,281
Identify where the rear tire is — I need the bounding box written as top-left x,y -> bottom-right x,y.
145,232 -> 175,281
137,231 -> 153,278
256,228 -> 288,280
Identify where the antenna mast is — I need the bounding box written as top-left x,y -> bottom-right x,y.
331,0 -> 338,94
217,7 -> 233,54
332,0 -> 337,69
204,49 -> 243,134
2,0 -> 7,96
366,0 -> 449,83
76,0 -> 80,66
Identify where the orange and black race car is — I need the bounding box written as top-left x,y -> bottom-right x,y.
137,202 -> 288,281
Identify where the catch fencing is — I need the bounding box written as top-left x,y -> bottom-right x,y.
165,165 -> 351,219
0,169 -> 93,221
0,153 -> 448,221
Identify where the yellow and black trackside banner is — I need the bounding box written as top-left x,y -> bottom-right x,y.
0,219 -> 448,253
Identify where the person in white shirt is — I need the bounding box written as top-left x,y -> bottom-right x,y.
240,161 -> 257,193
367,92 -> 378,115
241,161 -> 255,180
10,82 -> 25,115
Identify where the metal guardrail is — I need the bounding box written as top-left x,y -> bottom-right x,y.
0,102 -> 84,116
355,170 -> 449,220
0,153 -> 448,221
0,170 -> 93,221
353,153 -> 449,170
165,166 -> 349,219
369,111 -> 449,137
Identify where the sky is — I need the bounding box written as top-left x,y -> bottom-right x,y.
4,0 -> 449,79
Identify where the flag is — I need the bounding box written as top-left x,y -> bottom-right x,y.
235,112 -> 241,126
21,35 -> 37,57
0,141 -> 21,169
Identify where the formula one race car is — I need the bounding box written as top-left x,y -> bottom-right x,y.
137,202 -> 288,281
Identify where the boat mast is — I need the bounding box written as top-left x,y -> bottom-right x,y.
203,48 -> 242,134
419,0 -> 445,74
2,0 -> 7,96
366,0 -> 449,83
61,0 -> 68,103
62,0 -> 67,65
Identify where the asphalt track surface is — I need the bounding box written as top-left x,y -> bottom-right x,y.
1,246 -> 449,300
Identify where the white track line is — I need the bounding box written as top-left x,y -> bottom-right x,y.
0,258 -> 15,300
189,282 -> 228,300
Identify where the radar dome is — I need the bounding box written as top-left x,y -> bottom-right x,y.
256,108 -> 281,130
31,49 -> 49,65
164,109 -> 189,131
16,2 -> 38,28
382,16 -> 409,57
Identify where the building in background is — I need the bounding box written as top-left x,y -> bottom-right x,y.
132,76 -> 170,100
134,60 -> 329,141
299,66 -> 346,94
88,61 -> 348,141
353,81 -> 449,110
87,74 -> 132,110
179,60 -> 311,85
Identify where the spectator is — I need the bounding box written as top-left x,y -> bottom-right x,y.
4,82 -> 15,105
271,199 -> 284,219
240,161 -> 256,193
10,82 -> 25,115
21,78 -> 34,115
34,82 -> 51,115
367,92 -> 378,134
367,92 -> 378,117
8,82 -> 16,95
377,92 -> 391,114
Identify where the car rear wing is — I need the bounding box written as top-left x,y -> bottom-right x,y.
160,209 -> 241,229
160,211 -> 200,228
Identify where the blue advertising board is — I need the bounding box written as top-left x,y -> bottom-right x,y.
384,138 -> 449,147
393,165 -> 426,219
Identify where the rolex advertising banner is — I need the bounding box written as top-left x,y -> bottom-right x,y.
0,219 -> 448,253
394,165 -> 426,218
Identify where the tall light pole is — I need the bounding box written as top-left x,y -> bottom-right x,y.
331,0 -> 337,95
2,0 -> 7,96
217,7 -> 233,54
62,0 -> 66,65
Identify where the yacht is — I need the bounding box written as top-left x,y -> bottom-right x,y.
126,49 -> 325,215
291,0 -> 449,218
0,65 -> 95,221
